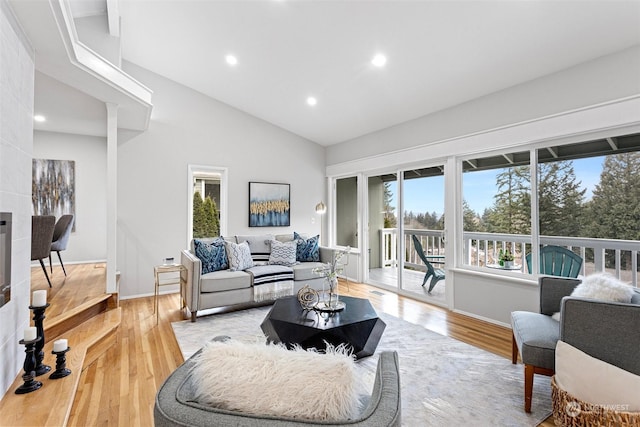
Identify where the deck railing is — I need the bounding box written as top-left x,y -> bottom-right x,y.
379,228 -> 639,287
381,228 -> 445,271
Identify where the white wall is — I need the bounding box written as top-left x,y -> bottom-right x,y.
0,0 -> 35,397
117,61 -> 326,298
33,130 -> 108,264
327,46 -> 640,167
451,270 -> 540,326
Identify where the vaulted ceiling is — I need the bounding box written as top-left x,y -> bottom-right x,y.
23,1 -> 640,145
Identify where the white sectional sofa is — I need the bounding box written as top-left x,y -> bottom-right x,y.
180,233 -> 335,321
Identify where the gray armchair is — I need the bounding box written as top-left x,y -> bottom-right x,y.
552,294 -> 640,424
511,276 -> 640,413
560,295 -> 640,375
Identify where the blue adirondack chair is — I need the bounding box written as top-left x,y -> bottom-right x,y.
525,245 -> 583,278
411,235 -> 445,293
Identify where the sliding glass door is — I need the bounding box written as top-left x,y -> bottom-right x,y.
401,166 -> 446,304
367,173 -> 398,287
365,164 -> 446,305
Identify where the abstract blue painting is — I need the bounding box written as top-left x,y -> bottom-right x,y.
32,159 -> 76,230
249,182 -> 290,227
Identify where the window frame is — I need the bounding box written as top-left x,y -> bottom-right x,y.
187,165 -> 228,246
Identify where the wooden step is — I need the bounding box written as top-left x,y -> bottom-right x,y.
0,308 -> 121,427
44,294 -> 113,342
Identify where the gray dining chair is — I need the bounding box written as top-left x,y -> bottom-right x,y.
31,215 -> 56,287
50,214 -> 74,276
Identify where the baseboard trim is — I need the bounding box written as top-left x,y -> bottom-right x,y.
451,308 -> 511,329
119,289 -> 180,301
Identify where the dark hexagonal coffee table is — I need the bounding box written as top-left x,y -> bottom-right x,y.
260,295 -> 386,359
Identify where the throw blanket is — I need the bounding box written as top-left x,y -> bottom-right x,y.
254,281 -> 294,302
247,265 -> 295,302
247,265 -> 294,286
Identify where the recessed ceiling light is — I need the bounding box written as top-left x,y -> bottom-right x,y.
34,115 -> 46,122
225,55 -> 238,66
371,53 -> 387,67
306,97 -> 317,106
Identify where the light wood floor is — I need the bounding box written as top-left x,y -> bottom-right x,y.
29,263 -> 553,426
31,262 -> 108,320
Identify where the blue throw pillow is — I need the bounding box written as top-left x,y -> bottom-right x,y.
293,232 -> 320,262
194,237 -> 228,274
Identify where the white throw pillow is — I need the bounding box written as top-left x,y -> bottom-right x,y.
224,241 -> 254,271
190,340 -> 365,421
268,240 -> 298,266
555,341 -> 640,411
571,272 -> 634,303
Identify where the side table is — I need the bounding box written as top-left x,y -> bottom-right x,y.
154,264 -> 186,324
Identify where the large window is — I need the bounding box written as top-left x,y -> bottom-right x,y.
330,132 -> 639,296
461,134 -> 640,286
462,151 -> 531,269
536,138 -> 640,283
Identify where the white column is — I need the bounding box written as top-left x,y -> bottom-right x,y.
444,155 -> 458,309
106,103 -> 118,294
530,148 -> 539,275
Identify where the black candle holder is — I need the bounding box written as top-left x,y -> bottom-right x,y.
15,337 -> 43,394
49,347 -> 71,379
29,303 -> 51,376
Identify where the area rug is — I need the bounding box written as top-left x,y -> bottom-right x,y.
172,306 -> 552,426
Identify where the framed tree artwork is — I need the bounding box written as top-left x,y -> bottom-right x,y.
249,182 -> 290,227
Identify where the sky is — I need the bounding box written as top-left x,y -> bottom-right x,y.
390,156 -> 605,217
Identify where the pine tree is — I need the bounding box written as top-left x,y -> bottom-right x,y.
436,212 -> 445,230
462,200 -> 481,232
586,153 -> 640,241
403,211 -> 415,228
383,182 -> 397,228
480,207 -> 493,232
211,197 -> 220,237
193,191 -> 206,238
538,161 -> 585,237
487,166 -> 531,234
203,196 -> 220,237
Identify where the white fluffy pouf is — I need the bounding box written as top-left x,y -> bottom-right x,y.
190,339 -> 366,421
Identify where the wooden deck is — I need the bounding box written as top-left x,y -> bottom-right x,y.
368,267 -> 447,305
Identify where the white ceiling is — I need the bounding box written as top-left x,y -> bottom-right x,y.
38,1 -> 640,145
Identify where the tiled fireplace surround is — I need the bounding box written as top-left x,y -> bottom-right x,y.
0,0 -> 35,397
